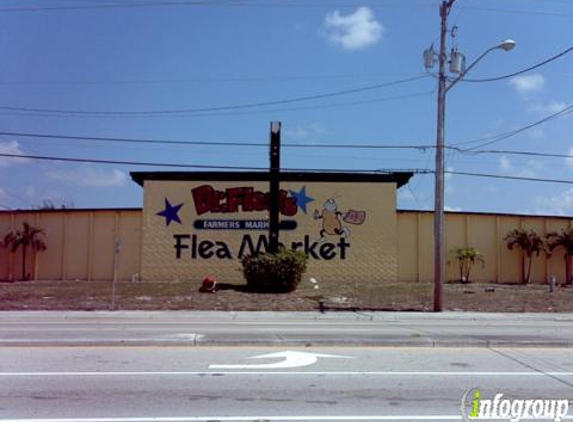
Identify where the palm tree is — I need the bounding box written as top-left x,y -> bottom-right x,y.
449,247 -> 485,283
2,222 -> 47,281
504,228 -> 544,284
546,228 -> 573,286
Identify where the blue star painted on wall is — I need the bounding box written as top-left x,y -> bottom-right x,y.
289,186 -> 315,214
156,198 -> 184,226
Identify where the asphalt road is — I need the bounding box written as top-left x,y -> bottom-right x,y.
1,311 -> 573,347
1,346 -> 573,421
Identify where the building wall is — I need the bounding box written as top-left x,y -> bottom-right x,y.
0,210 -> 141,282
2,207 -> 571,284
141,180 -> 398,283
397,210 -> 573,284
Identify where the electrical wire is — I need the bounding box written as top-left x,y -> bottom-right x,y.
444,169 -> 573,185
0,1 -> 434,12
0,75 -> 429,116
0,90 -> 435,120
1,189 -> 35,208
0,72 -> 424,87
463,6 -> 573,18
4,151 -> 573,185
460,149 -> 573,159
462,46 -> 573,83
0,1 -> 255,13
453,103 -> 573,149
0,130 -> 436,149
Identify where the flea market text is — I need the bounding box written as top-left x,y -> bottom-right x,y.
173,234 -> 350,261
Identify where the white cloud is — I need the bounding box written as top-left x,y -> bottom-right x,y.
46,167 -> 127,187
287,122 -> 325,139
565,147 -> 573,169
499,156 -> 542,178
528,127 -> 545,140
535,188 -> 573,216
25,185 -> 35,199
0,140 -> 30,167
509,74 -> 545,94
500,155 -> 512,172
529,100 -> 567,115
445,205 -> 462,212
398,188 -> 414,202
322,7 -> 383,50
445,166 -> 455,193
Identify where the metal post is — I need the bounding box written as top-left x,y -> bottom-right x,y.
269,121 -> 281,254
434,0 -> 455,312
111,239 -> 120,311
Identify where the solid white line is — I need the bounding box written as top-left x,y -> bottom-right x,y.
1,371 -> 573,376
1,320 -> 560,326
0,416 -> 466,422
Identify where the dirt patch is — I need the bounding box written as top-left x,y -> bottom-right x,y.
1,278 -> 572,312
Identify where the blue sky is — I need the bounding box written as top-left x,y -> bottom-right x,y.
0,0 -> 572,215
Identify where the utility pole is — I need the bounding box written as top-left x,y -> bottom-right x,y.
434,0 -> 456,312
269,121 -> 281,254
427,0 -> 514,312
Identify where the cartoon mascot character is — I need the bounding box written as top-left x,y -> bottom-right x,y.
313,197 -> 366,243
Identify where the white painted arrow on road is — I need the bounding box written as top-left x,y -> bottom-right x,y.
209,351 -> 352,369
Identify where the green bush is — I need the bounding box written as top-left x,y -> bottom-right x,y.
241,249 -> 308,293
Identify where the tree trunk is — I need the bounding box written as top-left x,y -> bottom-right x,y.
21,245 -> 28,281
565,254 -> 573,286
524,254 -> 533,285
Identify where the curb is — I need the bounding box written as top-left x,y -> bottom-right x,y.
2,338 -> 572,348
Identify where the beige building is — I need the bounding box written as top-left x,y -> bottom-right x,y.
1,170 -> 572,284
131,171 -> 413,283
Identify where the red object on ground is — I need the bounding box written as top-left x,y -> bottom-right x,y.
199,276 -> 218,293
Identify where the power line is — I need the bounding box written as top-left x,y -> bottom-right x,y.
456,148 -> 573,160
0,152 -> 267,170
0,90 -> 435,119
0,75 -> 429,116
0,151 -> 394,173
0,130 -> 436,150
461,46 -> 573,83
1,189 -> 34,208
0,1 -> 433,12
453,103 -> 573,149
0,1 -> 251,13
464,6 -> 573,18
444,169 -> 573,185
0,203 -> 12,210
4,151 -> 573,185
0,72 -> 424,87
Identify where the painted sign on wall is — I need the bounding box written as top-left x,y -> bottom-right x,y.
141,179 -> 398,283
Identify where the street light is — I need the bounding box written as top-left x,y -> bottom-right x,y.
424,0 -> 515,312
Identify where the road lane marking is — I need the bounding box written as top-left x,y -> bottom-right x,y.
209,351 -> 352,369
0,416 -> 468,421
1,371 -> 573,376
0,320 -> 567,326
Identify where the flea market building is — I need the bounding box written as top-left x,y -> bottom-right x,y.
1,170 -> 572,285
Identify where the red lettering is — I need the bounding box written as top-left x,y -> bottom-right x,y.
192,185 -> 299,216
192,185 -> 217,215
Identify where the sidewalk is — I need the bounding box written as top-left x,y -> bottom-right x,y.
1,311 -> 573,347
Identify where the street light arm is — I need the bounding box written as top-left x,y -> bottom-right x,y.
445,45 -> 498,93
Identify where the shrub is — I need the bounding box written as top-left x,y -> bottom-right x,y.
241,248 -> 308,293
504,228 -> 544,285
448,247 -> 485,283
546,228 -> 573,286
2,222 -> 47,281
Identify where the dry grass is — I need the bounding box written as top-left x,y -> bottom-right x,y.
1,278 -> 572,312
